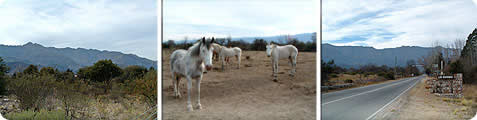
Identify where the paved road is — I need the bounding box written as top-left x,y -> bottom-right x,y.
321,75 -> 424,120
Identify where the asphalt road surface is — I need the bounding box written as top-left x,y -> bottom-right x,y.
321,75 -> 424,120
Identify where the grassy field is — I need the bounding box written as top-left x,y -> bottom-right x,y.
162,49 -> 316,120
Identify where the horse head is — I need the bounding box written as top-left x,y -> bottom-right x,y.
266,43 -> 275,57
199,37 -> 215,70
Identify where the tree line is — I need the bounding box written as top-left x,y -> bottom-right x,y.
321,59 -> 421,86
163,37 -> 317,52
424,28 -> 477,84
0,58 -> 156,119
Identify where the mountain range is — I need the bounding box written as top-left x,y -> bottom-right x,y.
322,43 -> 436,68
0,42 -> 156,73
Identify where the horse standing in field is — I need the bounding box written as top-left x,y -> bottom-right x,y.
170,37 -> 215,111
266,43 -> 298,80
217,46 -> 242,70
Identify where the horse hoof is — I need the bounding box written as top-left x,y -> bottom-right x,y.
187,105 -> 194,111
196,104 -> 202,110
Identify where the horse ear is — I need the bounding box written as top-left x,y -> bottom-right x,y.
211,37 -> 215,43
202,37 -> 206,44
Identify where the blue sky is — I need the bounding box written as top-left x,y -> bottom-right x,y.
0,0 -> 157,60
323,0 -> 477,49
163,0 -> 319,41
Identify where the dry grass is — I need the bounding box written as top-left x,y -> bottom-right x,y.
380,76 -> 477,120
323,73 -> 402,93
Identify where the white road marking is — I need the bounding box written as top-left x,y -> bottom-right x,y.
322,77 -> 415,105
365,76 -> 421,120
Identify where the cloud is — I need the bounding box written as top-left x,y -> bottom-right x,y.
323,0 -> 477,49
163,0 -> 318,41
0,0 -> 157,60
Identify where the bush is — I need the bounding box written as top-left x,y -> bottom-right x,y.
344,79 -> 353,83
4,109 -> 66,120
132,69 -> 157,108
56,80 -> 90,119
250,39 -> 267,51
378,72 -> 395,80
8,74 -> 56,111
0,57 -> 9,95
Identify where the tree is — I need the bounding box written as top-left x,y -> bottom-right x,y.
448,60 -> 464,74
251,39 -> 267,51
9,74 -> 55,111
40,67 -> 56,75
23,64 -> 39,75
120,65 -> 148,83
88,59 -> 122,83
166,40 -> 175,49
0,57 -> 10,95
133,69 -> 157,108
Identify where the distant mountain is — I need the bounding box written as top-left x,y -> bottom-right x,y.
0,42 -> 156,73
165,32 -> 317,43
322,43 -> 436,68
231,32 -> 316,43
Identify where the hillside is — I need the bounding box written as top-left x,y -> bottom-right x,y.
0,42 -> 156,73
322,43 -> 435,68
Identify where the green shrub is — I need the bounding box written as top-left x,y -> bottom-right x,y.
378,72 -> 395,80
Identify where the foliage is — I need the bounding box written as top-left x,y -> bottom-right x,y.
4,109 -> 66,120
250,39 -> 267,51
23,64 -> 39,75
56,79 -> 91,119
120,65 -> 148,83
8,74 -> 56,111
89,60 -> 122,82
40,67 -> 56,75
448,60 -> 464,74
132,69 -> 157,108
378,71 -> 395,80
0,57 -> 9,95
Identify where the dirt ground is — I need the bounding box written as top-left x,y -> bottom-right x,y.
161,50 -> 316,120
377,76 -> 477,120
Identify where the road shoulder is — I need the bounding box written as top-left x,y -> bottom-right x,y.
375,76 -> 477,120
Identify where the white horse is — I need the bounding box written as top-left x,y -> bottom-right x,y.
216,45 -> 241,70
170,37 -> 214,111
266,43 -> 298,80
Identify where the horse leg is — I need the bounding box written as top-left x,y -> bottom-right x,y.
293,56 -> 297,75
176,76 -> 182,97
221,56 -> 225,71
236,55 -> 240,69
186,76 -> 193,111
273,60 -> 278,80
196,75 -> 202,109
172,74 -> 177,97
288,56 -> 294,76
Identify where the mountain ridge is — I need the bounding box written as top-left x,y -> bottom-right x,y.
0,42 -> 157,73
322,43 -> 438,68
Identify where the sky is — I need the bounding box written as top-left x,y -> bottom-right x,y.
323,0 -> 477,49
163,0 -> 319,41
0,0 -> 157,60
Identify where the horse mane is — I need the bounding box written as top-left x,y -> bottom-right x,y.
189,42 -> 201,57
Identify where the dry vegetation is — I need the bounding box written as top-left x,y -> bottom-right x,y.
162,49 -> 316,120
